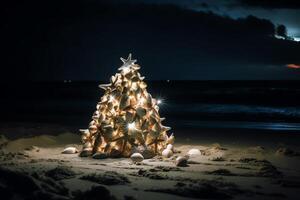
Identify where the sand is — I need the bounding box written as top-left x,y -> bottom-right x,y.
1,123 -> 300,200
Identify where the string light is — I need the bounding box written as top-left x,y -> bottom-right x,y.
157,99 -> 162,104
128,122 -> 136,130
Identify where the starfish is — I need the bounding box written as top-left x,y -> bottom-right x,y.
118,53 -> 137,71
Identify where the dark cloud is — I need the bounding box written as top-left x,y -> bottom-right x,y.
2,0 -> 300,81
238,0 -> 300,9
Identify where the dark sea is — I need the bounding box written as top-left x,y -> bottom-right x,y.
1,80 -> 300,135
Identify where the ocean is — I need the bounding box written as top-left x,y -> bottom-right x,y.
1,81 -> 300,133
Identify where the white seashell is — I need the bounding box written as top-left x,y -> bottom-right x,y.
166,144 -> 173,151
161,126 -> 171,132
130,153 -> 144,163
162,149 -> 173,158
62,147 -> 78,154
98,83 -> 111,90
176,156 -> 188,167
89,125 -> 98,134
79,129 -> 90,137
188,149 -> 201,157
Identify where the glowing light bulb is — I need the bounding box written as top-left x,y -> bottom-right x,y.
128,122 -> 136,130
110,95 -> 115,102
157,99 -> 162,105
138,97 -> 145,105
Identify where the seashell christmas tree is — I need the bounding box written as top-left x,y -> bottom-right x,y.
79,53 -> 174,158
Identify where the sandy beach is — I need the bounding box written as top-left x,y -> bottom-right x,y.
1,122 -> 300,200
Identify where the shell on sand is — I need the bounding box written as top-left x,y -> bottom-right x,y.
130,153 -> 144,163
162,148 -> 173,158
166,144 -> 173,151
175,156 -> 188,167
62,147 -> 78,154
188,149 -> 201,157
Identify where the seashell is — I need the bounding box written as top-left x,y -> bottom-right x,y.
187,149 -> 201,157
81,135 -> 87,143
166,133 -> 175,144
120,94 -> 130,110
62,147 -> 78,154
149,130 -> 160,138
79,148 -> 93,157
152,123 -> 161,132
130,153 -> 144,163
161,126 -> 171,132
141,120 -> 149,130
131,82 -> 138,91
146,94 -> 152,107
175,156 -> 188,167
125,71 -> 134,79
92,152 -> 108,159
149,116 -> 157,125
166,144 -> 173,151
136,107 -> 146,118
132,64 -> 141,70
99,83 -> 111,90
83,142 -> 92,149
96,104 -> 100,110
89,120 -> 96,126
131,76 -> 140,82
140,81 -> 147,89
79,129 -> 89,135
125,111 -> 135,122
162,148 -> 173,158
103,125 -> 114,135
89,125 -> 98,134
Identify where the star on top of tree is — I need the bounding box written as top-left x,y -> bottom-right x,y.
118,53 -> 137,71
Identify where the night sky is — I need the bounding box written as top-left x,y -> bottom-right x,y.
2,0 -> 300,81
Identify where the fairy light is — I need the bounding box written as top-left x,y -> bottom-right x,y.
157,99 -> 162,105
128,122 -> 136,130
109,95 -> 115,102
138,97 -> 145,105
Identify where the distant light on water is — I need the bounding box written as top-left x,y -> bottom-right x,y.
287,64 -> 300,69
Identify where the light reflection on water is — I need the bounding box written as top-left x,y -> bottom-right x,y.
180,120 -> 300,131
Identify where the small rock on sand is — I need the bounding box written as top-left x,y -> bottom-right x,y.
92,152 -> 108,159
79,149 -> 92,157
